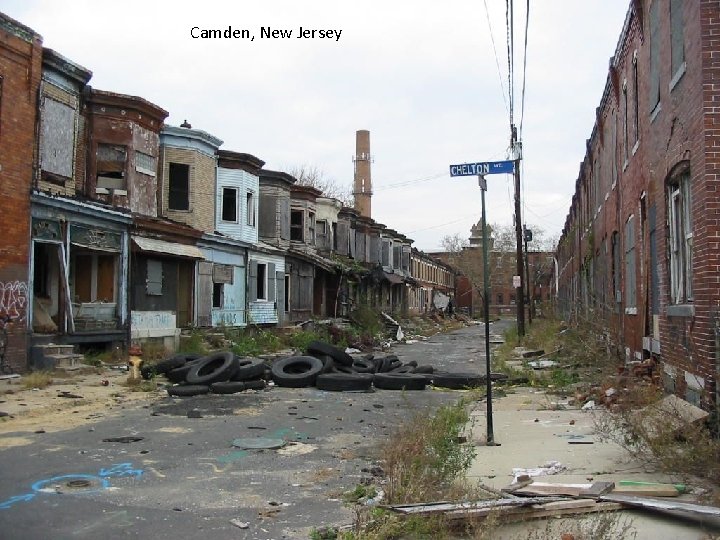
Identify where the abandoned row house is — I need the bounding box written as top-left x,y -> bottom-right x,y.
0,12 -> 455,372
556,0 -> 720,409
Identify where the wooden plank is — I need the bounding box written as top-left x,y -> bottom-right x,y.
600,494 -> 720,528
514,482 -> 592,498
579,481 -> 615,497
386,496 -> 566,516
613,484 -> 680,497
444,501 -> 623,523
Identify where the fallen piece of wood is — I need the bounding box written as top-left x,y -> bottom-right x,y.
501,474 -> 533,494
513,482 -> 592,498
443,500 -> 623,524
579,481 -> 615,497
385,496 -> 566,516
612,484 -> 680,497
600,494 -> 720,529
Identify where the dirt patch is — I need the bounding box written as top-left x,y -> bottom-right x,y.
0,370 -> 161,446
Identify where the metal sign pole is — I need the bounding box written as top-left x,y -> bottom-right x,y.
479,175 -> 496,445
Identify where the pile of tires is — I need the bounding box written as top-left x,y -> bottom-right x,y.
143,352 -> 268,397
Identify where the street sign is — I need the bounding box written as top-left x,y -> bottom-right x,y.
449,160 -> 515,177
513,275 -> 521,288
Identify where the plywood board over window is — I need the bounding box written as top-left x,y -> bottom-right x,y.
40,97 -> 75,179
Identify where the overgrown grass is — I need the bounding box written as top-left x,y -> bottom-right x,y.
21,371 -> 53,389
178,329 -> 208,355
229,327 -> 282,357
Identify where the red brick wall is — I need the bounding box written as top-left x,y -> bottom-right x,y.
0,15 -> 43,371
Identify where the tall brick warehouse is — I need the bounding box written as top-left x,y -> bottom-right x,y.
556,0 -> 720,408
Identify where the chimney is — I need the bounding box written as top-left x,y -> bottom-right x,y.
353,129 -> 372,218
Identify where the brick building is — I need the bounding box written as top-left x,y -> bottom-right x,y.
0,14 -> 43,371
556,0 -> 720,408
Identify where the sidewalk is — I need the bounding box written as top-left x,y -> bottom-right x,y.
467,386 -> 713,539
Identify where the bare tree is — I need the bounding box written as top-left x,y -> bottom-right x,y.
288,164 -> 353,206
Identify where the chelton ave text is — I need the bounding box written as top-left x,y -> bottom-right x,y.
190,26 -> 343,42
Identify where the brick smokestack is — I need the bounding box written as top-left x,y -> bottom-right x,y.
353,129 -> 372,218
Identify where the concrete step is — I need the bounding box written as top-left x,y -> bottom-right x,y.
32,343 -> 75,356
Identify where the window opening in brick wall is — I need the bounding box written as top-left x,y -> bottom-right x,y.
290,210 -> 304,241
168,163 -> 190,210
670,0 -> 685,79
632,55 -> 639,145
649,0 -> 661,112
135,151 -> 156,176
222,187 -> 238,222
96,144 -> 127,191
611,231 -> 621,308
622,81 -> 629,163
625,216 -> 637,309
668,169 -> 693,304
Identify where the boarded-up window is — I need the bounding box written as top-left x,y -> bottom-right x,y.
316,220 -> 328,249
168,163 -> 190,210
280,198 -> 291,240
259,194 -> 278,237
381,240 -> 390,266
222,187 -> 238,222
402,246 -> 410,271
146,259 -> 163,296
291,210 -> 304,241
97,144 -> 126,189
308,212 -> 315,244
213,263 -> 234,284
649,0 -> 661,112
625,216 -> 636,308
135,151 -> 156,176
670,0 -> 685,77
393,245 -> 401,269
40,96 -> 75,179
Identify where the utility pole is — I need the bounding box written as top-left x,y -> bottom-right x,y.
512,124 -> 525,337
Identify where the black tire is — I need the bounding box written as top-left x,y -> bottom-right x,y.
306,341 -> 353,367
166,358 -> 204,383
316,373 -> 374,392
489,372 -> 509,381
373,373 -> 427,391
211,381 -> 247,394
271,356 -> 324,388
308,353 -> 336,373
244,379 -> 267,390
231,357 -> 266,381
333,363 -> 356,374
167,384 -> 210,397
377,357 -> 397,373
186,352 -> 238,385
146,355 -> 187,378
352,358 -> 376,373
413,365 -> 434,374
389,364 -> 415,374
432,372 -> 485,389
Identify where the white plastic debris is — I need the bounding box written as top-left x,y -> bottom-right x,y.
512,461 -> 566,482
581,400 -> 597,411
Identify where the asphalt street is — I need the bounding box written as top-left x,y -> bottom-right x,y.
0,320 -> 509,540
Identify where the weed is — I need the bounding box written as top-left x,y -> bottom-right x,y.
124,378 -> 158,392
21,371 -> 53,390
179,330 -> 208,355
381,399 -> 477,504
517,511 -> 636,540
343,484 -> 378,504
141,339 -> 167,361
231,327 -> 281,357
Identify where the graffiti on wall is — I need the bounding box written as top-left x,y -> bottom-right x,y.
0,281 -> 28,323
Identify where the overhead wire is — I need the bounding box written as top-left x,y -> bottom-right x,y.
483,0 -> 509,116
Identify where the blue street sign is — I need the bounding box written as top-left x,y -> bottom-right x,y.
449,160 -> 515,177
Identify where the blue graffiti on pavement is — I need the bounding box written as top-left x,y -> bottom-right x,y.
0,462 -> 143,510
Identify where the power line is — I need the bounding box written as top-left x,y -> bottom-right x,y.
519,0 -> 530,139
483,0 -> 509,116
506,0 -> 514,127
406,212 -> 478,234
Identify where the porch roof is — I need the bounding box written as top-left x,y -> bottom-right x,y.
132,236 -> 205,260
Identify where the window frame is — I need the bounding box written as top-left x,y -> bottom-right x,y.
256,262 -> 267,301
221,186 -> 239,223
168,162 -> 190,211
668,170 -> 693,304
290,209 -> 304,241
246,190 -> 256,227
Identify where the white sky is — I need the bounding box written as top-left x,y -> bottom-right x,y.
4,0 -> 630,251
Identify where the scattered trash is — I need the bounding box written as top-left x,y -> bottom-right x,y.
102,436 -> 144,443
512,460 -> 566,482
232,437 -> 286,450
364,488 -> 385,505
57,391 -> 84,399
527,360 -> 557,369
581,400 -> 597,411
229,519 -> 249,529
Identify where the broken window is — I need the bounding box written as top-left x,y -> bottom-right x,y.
135,151 -> 156,176
246,191 -> 256,226
96,144 -> 127,192
256,263 -> 267,300
381,240 -> 390,267
146,259 -> 163,296
290,210 -> 304,241
497,293 -> 503,305
308,212 -> 316,244
168,163 -> 190,210
212,283 -> 224,308
668,170 -> 693,304
222,187 -> 238,222
284,275 -> 290,312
